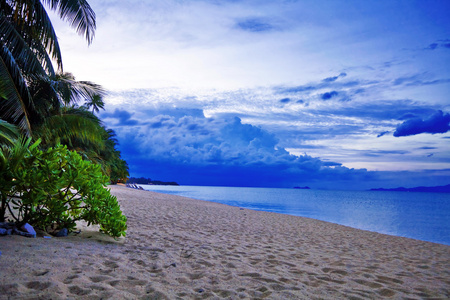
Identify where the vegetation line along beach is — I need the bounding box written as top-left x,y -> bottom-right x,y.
1,0 -> 128,238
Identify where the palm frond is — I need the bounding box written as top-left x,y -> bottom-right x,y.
0,119 -> 20,147
36,112 -> 105,150
52,72 -> 105,105
25,74 -> 62,129
32,0 -> 63,71
0,46 -> 32,135
104,128 -> 119,145
43,0 -> 96,44
0,13 -> 50,76
29,35 -> 57,76
63,106 -> 103,124
6,136 -> 40,171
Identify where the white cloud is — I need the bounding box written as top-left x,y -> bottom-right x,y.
50,0 -> 440,91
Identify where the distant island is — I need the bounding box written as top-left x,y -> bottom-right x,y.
127,177 -> 179,186
370,184 -> 450,193
294,186 -> 311,189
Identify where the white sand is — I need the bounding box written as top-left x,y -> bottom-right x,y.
0,184 -> 448,299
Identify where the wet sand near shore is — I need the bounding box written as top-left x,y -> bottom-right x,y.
0,184 -> 449,299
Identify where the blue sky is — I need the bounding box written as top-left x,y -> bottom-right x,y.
50,0 -> 450,189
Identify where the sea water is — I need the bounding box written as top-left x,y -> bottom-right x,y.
140,185 -> 450,245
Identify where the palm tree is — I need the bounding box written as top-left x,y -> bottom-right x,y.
24,70 -> 108,165
85,94 -> 105,114
99,128 -> 129,183
34,105 -> 105,151
0,0 -> 96,135
1,1 -> 129,183
27,71 -> 105,127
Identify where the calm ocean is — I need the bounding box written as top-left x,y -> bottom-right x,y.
140,185 -> 450,246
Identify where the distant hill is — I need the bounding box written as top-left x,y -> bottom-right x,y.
127,177 -> 179,186
370,184 -> 450,193
293,186 -> 311,189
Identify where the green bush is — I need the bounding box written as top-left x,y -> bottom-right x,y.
0,139 -> 127,237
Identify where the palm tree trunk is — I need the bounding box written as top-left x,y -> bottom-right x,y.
0,193 -> 7,222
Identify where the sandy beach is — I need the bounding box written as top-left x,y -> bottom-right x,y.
0,184 -> 449,299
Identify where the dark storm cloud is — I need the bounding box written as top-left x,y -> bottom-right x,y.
394,110 -> 450,137
101,109 -> 139,126
105,108 -> 377,188
426,39 -> 450,50
321,91 -> 339,100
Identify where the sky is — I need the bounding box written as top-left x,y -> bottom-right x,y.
50,0 -> 450,190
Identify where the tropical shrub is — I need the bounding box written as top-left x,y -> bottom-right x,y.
0,139 -> 127,237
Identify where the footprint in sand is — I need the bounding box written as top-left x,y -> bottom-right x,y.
375,275 -> 404,285
147,262 -> 162,273
108,279 -> 147,289
378,288 -> 397,297
239,272 -> 261,278
68,285 -> 91,296
144,287 -> 169,299
321,267 -> 348,276
249,258 -> 263,265
249,287 -> 273,299
267,259 -> 296,268
132,259 -> 147,267
316,276 -> 346,285
278,277 -> 291,284
63,274 -> 80,284
89,275 -> 111,283
353,278 -> 384,289
103,260 -> 120,269
0,283 -> 20,297
212,289 -> 234,298
413,287 -> 438,298
25,281 -> 52,291
188,272 -> 205,280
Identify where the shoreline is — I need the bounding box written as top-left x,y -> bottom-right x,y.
0,184 -> 448,299
136,184 -> 450,246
